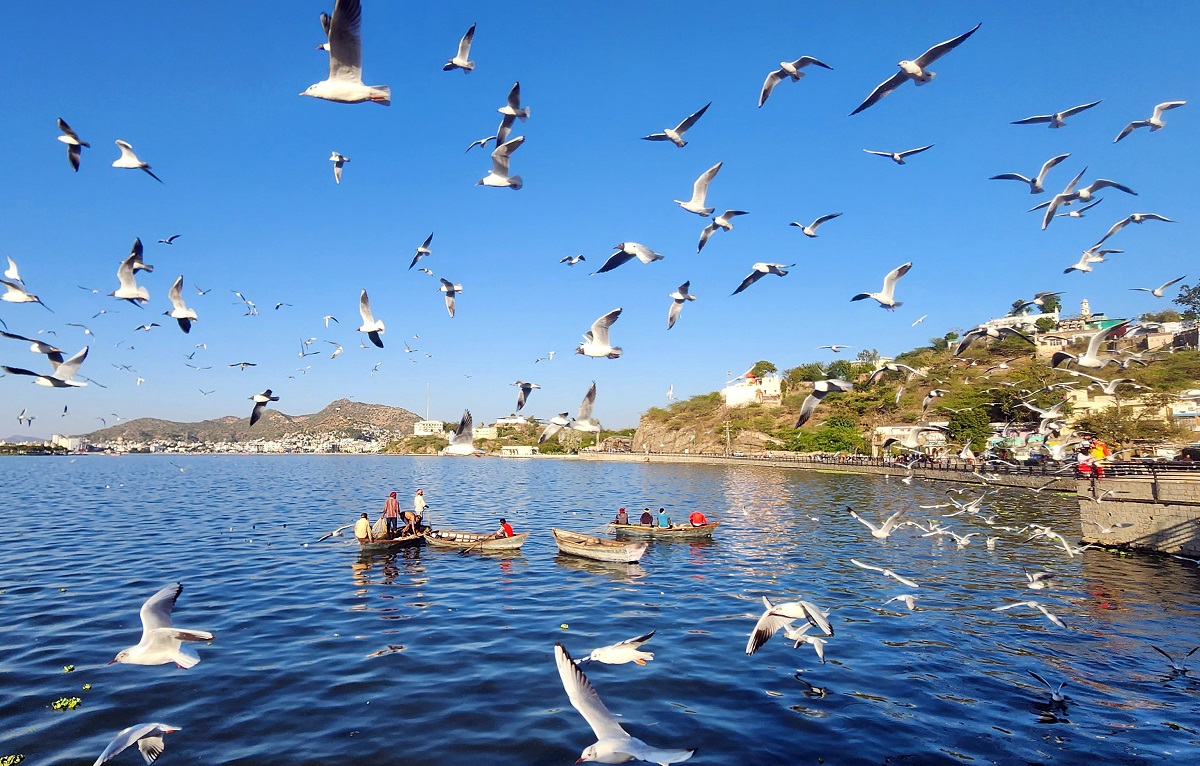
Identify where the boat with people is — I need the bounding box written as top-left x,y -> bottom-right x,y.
358,531 -> 424,552
551,528 -> 648,563
609,521 -> 721,539
424,529 -> 530,552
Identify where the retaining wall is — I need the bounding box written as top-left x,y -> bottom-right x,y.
1078,474 -> 1200,556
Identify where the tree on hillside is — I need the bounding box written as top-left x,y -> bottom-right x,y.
1035,316 -> 1057,333
1140,309 -> 1182,323
785,363 -> 826,384
1072,394 -> 1185,444
1172,283 -> 1200,319
1038,293 -> 1061,314
856,348 -> 880,364
750,360 -> 777,378
947,408 -> 992,452
1009,299 -> 1030,317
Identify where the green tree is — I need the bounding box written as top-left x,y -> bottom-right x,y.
1172,283 -> 1200,319
947,408 -> 992,451
1140,309 -> 1182,323
1034,316 -> 1057,333
1072,395 -> 1185,444
1038,293 -> 1061,314
750,360 -> 777,378
1009,299 -> 1029,317
784,363 -> 826,384
856,348 -> 880,364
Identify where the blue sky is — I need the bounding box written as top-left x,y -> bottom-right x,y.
1,1 -> 1195,437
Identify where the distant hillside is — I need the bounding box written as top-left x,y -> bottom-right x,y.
84,398 -> 420,443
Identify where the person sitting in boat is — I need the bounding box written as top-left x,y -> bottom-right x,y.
354,513 -> 373,544
639,508 -> 653,526
657,508 -> 672,528
383,492 -> 401,537
496,518 -> 514,538
688,510 -> 708,527
614,507 -> 629,525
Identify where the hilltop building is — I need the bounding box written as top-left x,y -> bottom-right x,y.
413,420 -> 444,436
721,372 -> 783,409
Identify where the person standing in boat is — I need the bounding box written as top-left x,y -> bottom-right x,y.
496,518 -> 514,538
614,507 -> 629,525
354,513 -> 373,544
639,508 -> 653,526
688,510 -> 708,527
657,508 -> 672,528
383,492 -> 401,537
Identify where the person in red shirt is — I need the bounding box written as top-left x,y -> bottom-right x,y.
689,510 -> 709,527
383,492 -> 401,537
497,518 -> 514,538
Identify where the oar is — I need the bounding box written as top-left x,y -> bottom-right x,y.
460,532 -> 498,555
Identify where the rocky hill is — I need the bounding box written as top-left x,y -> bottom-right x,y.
85,398 -> 420,443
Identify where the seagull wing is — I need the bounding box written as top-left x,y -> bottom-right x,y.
880,261 -> 913,299
457,23 -> 475,59
732,269 -> 764,296
359,289 -> 375,325
1062,100 -> 1102,117
1011,114 -> 1053,125
53,346 -> 88,382
675,101 -> 711,133
690,161 -> 722,205
850,70 -> 907,115
812,212 -> 842,228
1086,319 -> 1129,357
94,723 -> 170,766
795,391 -> 823,426
849,509 -> 881,534
327,0 -> 364,82
1151,100 -> 1187,120
139,583 -> 181,638
899,144 -> 934,157
168,276 -> 186,312
616,629 -> 656,648
1088,179 -> 1137,195
592,251 -> 634,274
577,381 -> 597,421
668,297 -> 684,329
555,643 -> 628,740
759,69 -> 786,107
913,22 -> 982,67
629,243 -> 663,264
1035,153 -> 1071,185
589,308 -> 622,346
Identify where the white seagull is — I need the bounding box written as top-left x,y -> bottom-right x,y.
249,389 -> 279,426
1114,100 -> 1187,143
782,622 -> 827,662
1028,672 -> 1068,703
1131,275 -> 1187,298
513,380 -> 541,411
477,135 -> 524,189
357,289 -> 385,347
110,238 -> 153,305
555,643 -> 694,765
57,118 -> 89,172
851,262 -> 912,309
642,102 -> 710,147
674,161 -> 722,217
1,330 -> 65,364
850,23 -> 981,116
1024,569 -> 1055,590
796,379 -> 854,426
538,412 -> 573,444
109,583 -> 214,668
593,243 -> 664,274
409,232 -> 434,269
847,505 -> 907,539
443,23 -> 476,72
1011,100 -> 1101,128
1050,320 -> 1129,369
577,629 -> 656,665
992,600 -> 1066,629
164,276 -> 197,333
818,344 -> 852,353
329,151 -> 349,184
1,279 -> 51,310
4,255 -> 22,284
439,278 -> 462,318
732,262 -> 793,296
697,210 -> 748,252
112,140 -> 162,183
667,282 -> 696,330
572,381 -> 602,433
863,145 -> 934,165
747,596 -> 833,656
498,81 -> 530,121
2,346 -> 89,388
444,410 -> 482,456
790,212 -> 842,238
850,558 -> 921,588
1095,212 -> 1175,246
560,254 -> 586,266
883,595 -> 917,611
1055,198 -> 1103,219
989,153 -> 1070,194
93,723 -> 181,766
759,56 -> 833,108
576,308 -> 623,359
301,0 -> 390,105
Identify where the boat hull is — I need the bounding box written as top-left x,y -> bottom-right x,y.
425,529 -> 529,551
551,528 -> 647,563
610,521 -> 721,539
358,532 -> 424,552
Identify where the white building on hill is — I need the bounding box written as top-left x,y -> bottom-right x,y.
721,372 -> 783,409
414,420 -> 444,436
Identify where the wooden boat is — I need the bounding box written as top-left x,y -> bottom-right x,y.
424,529 -> 530,551
551,528 -> 647,563
358,531 -> 424,552
610,521 -> 721,539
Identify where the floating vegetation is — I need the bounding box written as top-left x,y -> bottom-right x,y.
0,755 -> 26,766
51,697 -> 81,711
62,665 -> 75,673
81,684 -> 91,691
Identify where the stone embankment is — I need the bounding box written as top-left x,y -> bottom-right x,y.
1077,466 -> 1200,556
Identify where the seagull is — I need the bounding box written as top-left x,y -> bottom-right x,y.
1,279 -> 51,311
329,151 -> 349,184
229,362 -> 256,370
513,380 -> 541,411
315,524 -> 354,543
796,379 -> 853,426
954,325 -> 1034,355
157,235 -> 181,245
112,140 -> 162,183
301,0 -> 390,105
56,118 -> 89,171
863,145 -> 934,165
666,385 -> 674,400
110,238 -> 152,305
1151,645 -> 1199,674
992,600 -> 1066,628
327,341 -> 343,359
759,56 -> 833,107
409,233 -> 433,269
575,308 -> 623,359
357,289 -> 385,347
818,344 -> 852,353
1011,100 -> 1102,128
109,583 -> 213,668
732,262 -> 793,296
194,284 -> 211,296
667,282 -> 696,330
164,276 -> 198,333
1095,213 -> 1175,246
554,643 -> 694,765
444,410 -> 481,456
560,254 -> 586,266
2,346 -> 89,387
1,331 -> 64,365
674,161 -> 722,217
4,256 -> 22,285
747,596 -> 833,656
1055,198 -> 1103,218
989,153 -> 1070,194
1082,519 -> 1134,533
848,506 -> 907,539
323,315 -> 339,327
866,362 -> 923,384
538,412 -> 573,444
92,723 -> 182,766
577,630 -> 656,665
1063,246 -> 1120,274
438,278 -> 463,318
498,81 -> 531,121
1027,672 -> 1068,703
249,389 -> 279,426
571,381 -> 602,433
697,210 -> 748,252
642,102 -> 711,147
850,22 -> 981,115
790,212 -> 842,238
782,622 -> 827,663
464,134 -> 498,153
1024,569 -> 1055,590
1131,275 -> 1187,298
443,23 -> 476,72
477,135 -> 524,189
850,558 -> 920,588
1114,100 -> 1187,143
1051,320 -> 1129,369
851,262 -> 912,309
133,323 -> 161,332
593,243 -> 664,274
1039,174 -> 1137,230
883,595 -> 917,611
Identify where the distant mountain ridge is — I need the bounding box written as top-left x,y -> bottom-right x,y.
84,398 -> 420,443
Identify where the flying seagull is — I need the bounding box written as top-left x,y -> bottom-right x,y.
850,22 -> 981,116
249,389 -> 279,426
1,279 -> 51,311
747,595 -> 833,656
513,380 -> 541,411
443,23 -> 476,72
554,643 -> 694,765
409,232 -> 433,269
667,281 -> 696,330
477,135 -> 524,189
1051,320 -> 1130,369
592,242 -> 664,274
498,81 -> 531,121
157,234 -> 181,245
850,558 -> 921,588
2,346 -> 89,387
1094,213 -> 1175,246
674,161 -> 722,217
576,630 -> 656,666
851,262 -> 912,309
697,210 -> 748,252
818,344 -> 852,353
4,256 -> 22,284
1131,275 -> 1187,298
92,723 -> 182,766
954,325 -> 1034,355
1,330 -> 65,365
571,381 -> 602,434
560,254 -> 586,266
444,410 -> 481,456
112,140 -> 162,183
790,212 -> 842,238
109,583 -> 213,667
759,56 -> 833,107
439,278 -> 463,318
1011,100 -> 1102,128
56,118 -> 89,171
164,276 -> 198,333
642,102 -> 710,147
1114,100 -> 1187,143
1055,198 -> 1103,219
848,505 -> 907,539
863,145 -> 933,165
110,238 -> 153,305
732,262 -> 792,295
576,308 -> 623,359
356,289 -> 385,347
989,153 -> 1070,194
301,0 -> 390,105
538,412 -> 573,444
796,379 -> 853,426
329,151 -> 349,184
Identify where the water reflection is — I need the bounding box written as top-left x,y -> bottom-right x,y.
554,554 -> 648,581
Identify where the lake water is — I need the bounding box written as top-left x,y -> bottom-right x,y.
2,455 -> 1199,765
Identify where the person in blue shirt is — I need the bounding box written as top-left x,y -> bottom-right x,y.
657,508 -> 671,528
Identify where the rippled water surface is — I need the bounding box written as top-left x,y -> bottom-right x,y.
3,455 -> 1200,765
